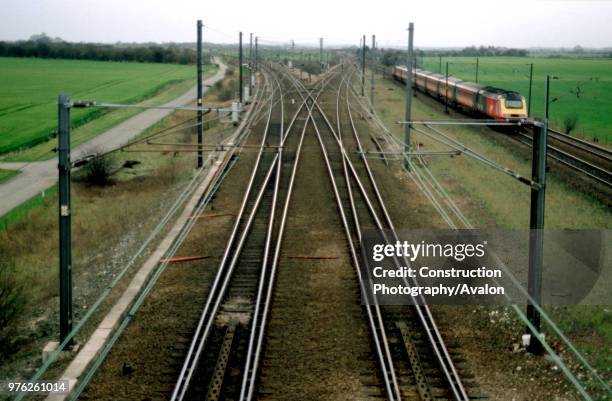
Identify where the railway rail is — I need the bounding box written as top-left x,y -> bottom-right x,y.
548,127 -> 612,163
76,61 -> 481,401
169,65 -> 339,401
516,128 -> 612,187
280,63 -> 476,400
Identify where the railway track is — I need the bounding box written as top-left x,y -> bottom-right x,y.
515,127 -> 612,187
169,65 -> 338,401
280,64 -> 479,400
78,62 -> 484,401
548,127 -> 612,164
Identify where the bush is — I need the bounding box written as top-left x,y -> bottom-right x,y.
218,87 -> 235,102
216,79 -> 237,102
563,114 -> 579,135
83,154 -> 114,186
226,67 -> 235,76
213,80 -> 224,91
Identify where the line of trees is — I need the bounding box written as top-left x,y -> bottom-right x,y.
0,34 -> 212,65
378,46 -> 529,67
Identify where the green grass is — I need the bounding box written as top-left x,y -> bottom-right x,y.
371,70 -> 611,389
0,186 -> 56,231
0,169 -> 18,183
0,57 -> 214,157
371,69 -> 611,230
420,56 -> 612,144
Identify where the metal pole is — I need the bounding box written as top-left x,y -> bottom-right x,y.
255,36 -> 258,72
57,93 -> 73,347
239,31 -> 243,104
526,75 -> 550,354
445,61 -> 449,114
370,34 -> 376,112
196,20 -> 203,168
439,54 -> 442,73
319,37 -> 323,69
404,23 -> 414,171
475,57 -> 479,83
527,63 -> 533,116
361,34 -> 366,96
249,33 -> 253,96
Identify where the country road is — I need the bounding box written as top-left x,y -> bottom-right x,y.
0,58 -> 227,217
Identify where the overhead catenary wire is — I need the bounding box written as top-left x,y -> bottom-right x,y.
352,66 -> 610,399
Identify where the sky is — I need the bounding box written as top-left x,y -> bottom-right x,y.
1,0 -> 612,48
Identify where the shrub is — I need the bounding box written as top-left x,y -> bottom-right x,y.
218,87 -> 235,102
83,153 -> 114,186
563,114 -> 579,135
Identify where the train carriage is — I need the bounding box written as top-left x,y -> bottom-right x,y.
392,65 -> 528,122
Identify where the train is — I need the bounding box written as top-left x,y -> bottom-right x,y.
391,65 -> 528,122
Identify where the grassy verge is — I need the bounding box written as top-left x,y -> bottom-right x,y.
0,169 -> 18,184
0,73 -> 236,379
2,65 -> 217,162
370,70 -> 610,229
369,69 -> 611,388
0,186 -> 56,232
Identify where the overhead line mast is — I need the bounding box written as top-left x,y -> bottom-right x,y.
196,19 -> 203,168
404,22 -> 414,170
361,34 -> 366,96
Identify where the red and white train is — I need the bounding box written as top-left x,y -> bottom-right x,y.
392,66 -> 528,122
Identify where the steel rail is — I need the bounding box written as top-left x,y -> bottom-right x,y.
170,72 -> 278,401
342,68 -> 470,400
173,65 -> 333,401
237,65 -> 287,401
309,103 -> 402,401
547,127 -> 612,162
281,67 -> 402,401
335,71 -> 403,401
297,65 -> 469,400
515,131 -> 612,187
238,65 -> 339,401
362,68 -> 608,400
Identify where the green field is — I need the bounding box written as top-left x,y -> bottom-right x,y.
420,56 -> 612,144
0,57 -> 202,156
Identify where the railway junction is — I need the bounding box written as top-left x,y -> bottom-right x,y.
1,21 -> 610,401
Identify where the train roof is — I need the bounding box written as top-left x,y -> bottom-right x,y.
394,66 -> 525,98
455,81 -> 486,92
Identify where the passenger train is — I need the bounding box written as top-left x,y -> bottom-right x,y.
391,66 -> 528,122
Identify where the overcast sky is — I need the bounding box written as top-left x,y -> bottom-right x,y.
2,0 -> 611,48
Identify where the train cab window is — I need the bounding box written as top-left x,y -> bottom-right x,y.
505,99 -> 523,109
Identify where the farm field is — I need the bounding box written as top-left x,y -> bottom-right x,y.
420,56 -> 612,144
0,57 -> 210,157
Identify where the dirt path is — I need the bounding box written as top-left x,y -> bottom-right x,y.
0,58 -> 227,217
